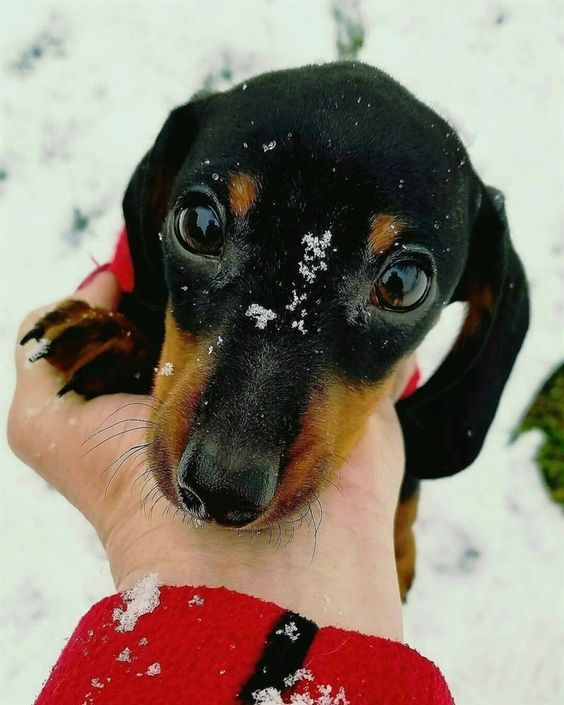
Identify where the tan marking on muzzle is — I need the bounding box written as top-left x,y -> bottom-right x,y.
148,308 -> 214,505
259,372 -> 398,525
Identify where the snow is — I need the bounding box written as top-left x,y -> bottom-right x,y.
0,2 -> 562,704
253,688 -> 286,704
288,229 -> 333,334
112,574 -> 161,633
276,620 -> 300,642
284,669 -> 315,688
253,682 -> 349,705
145,662 -> 161,677
286,289 -> 307,313
188,593 -> 205,607
298,231 -> 332,284
154,361 -> 174,376
26,337 -> 52,362
246,303 -> 278,329
116,647 -> 132,663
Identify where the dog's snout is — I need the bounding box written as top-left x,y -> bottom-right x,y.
177,442 -> 278,527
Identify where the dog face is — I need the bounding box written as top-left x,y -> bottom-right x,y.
122,62 -> 528,527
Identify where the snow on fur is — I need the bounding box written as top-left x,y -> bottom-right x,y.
287,229 -> 332,334
246,303 -> 278,329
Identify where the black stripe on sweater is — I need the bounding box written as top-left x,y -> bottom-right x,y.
238,611 -> 318,702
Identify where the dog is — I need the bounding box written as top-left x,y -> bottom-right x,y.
20,62 -> 529,599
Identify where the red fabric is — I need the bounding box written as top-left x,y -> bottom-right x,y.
296,626 -> 454,704
35,586 -> 283,705
399,367 -> 421,400
107,226 -> 135,293
35,585 -> 454,705
76,227 -> 134,294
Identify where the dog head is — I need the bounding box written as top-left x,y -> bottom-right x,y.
122,62 -> 528,527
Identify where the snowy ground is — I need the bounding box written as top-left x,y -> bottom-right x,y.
1,1 -> 562,703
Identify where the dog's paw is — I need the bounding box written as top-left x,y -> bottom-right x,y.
20,299 -> 157,398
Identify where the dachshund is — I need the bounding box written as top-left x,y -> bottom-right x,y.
20,62 -> 529,599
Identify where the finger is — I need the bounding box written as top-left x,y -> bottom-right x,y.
72,270 -> 121,310
390,354 -> 418,402
7,371 -> 77,475
9,278 -> 114,453
10,270 -> 126,482
9,333 -> 82,468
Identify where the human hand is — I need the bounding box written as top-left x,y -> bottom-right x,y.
8,271 -> 409,640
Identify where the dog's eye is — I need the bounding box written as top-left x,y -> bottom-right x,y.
175,205 -> 223,256
370,258 -> 431,311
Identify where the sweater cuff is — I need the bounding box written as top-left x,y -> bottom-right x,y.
36,582 -> 453,705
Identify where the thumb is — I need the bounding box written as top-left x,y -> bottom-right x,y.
73,269 -> 121,310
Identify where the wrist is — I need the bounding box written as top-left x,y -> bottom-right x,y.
109,510 -> 402,640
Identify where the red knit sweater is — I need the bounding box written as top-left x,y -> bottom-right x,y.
36,582 -> 454,704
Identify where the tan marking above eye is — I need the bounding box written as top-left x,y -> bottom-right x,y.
368,214 -> 404,254
228,172 -> 259,217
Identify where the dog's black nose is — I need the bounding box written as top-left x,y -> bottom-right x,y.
177,442 -> 278,527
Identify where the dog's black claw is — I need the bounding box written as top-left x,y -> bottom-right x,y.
20,325 -> 43,346
57,380 -> 75,397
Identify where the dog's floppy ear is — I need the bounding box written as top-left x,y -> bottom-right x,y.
121,95 -> 211,327
397,184 -> 529,479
